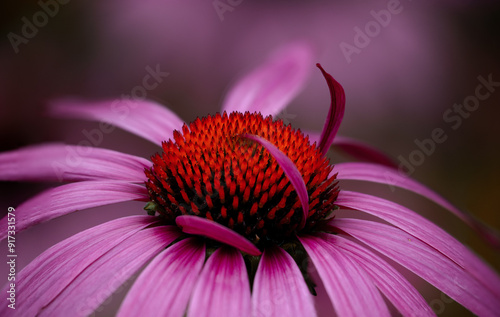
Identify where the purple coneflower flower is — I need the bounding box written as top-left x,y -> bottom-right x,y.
1,44 -> 499,317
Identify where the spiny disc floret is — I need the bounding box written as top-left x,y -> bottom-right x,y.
145,112 -> 338,246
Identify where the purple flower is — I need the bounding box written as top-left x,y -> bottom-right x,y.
1,43 -> 499,317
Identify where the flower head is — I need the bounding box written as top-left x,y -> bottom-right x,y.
145,111 -> 338,244
1,43 -> 499,317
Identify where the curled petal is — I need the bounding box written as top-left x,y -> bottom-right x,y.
316,64 -> 346,156
50,99 -> 184,146
176,215 -> 261,256
222,42 -> 312,116
242,134 -> 309,229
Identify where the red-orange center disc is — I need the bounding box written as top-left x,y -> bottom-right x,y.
145,111 -> 338,245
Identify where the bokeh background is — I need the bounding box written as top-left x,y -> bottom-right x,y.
1,0 -> 499,316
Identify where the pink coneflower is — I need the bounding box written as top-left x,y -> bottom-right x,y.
1,44 -> 499,317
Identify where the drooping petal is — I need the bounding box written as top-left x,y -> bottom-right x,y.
188,246 -> 251,317
39,225 -> 180,317
316,64 -> 345,156
222,42 -> 312,116
0,216 -> 161,317
306,132 -> 397,167
0,181 -> 149,240
251,245 -> 316,317
332,218 -> 500,317
332,136 -> 397,167
334,190 -> 500,298
320,233 -> 434,316
242,134 -> 309,229
333,162 -> 500,248
50,99 -> 184,146
0,143 -> 151,182
299,234 -> 390,317
176,215 -> 261,256
118,238 -> 205,317
333,162 -> 461,214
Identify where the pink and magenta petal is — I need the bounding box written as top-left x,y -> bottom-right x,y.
0,216 -> 161,317
176,215 -> 261,256
299,234 -> 390,317
222,42 -> 312,116
251,245 -> 316,317
332,218 -> 500,316
242,134 -> 309,229
188,246 -> 251,317
334,190 -> 500,298
50,99 -> 184,146
38,225 -> 180,316
320,233 -> 434,316
0,181 -> 149,240
306,132 -> 397,167
332,136 -> 397,167
0,143 -> 151,182
316,64 -> 346,156
333,162 -> 500,248
118,238 -> 205,317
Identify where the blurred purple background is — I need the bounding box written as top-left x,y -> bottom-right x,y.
1,0 -> 499,315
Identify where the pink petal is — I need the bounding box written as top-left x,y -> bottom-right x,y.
332,136 -> 397,167
0,181 -> 148,240
39,225 -> 180,316
306,132 -> 397,167
332,218 -> 500,316
333,162 -> 500,248
251,245 -> 316,317
316,64 -> 346,156
0,143 -> 151,182
50,99 -> 184,146
222,42 -> 312,116
118,238 -> 205,317
299,234 -> 390,317
319,233 -> 434,316
176,215 -> 261,256
334,190 -> 500,299
188,247 -> 251,317
0,216 -> 160,317
242,134 -> 309,229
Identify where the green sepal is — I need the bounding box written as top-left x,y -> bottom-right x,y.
144,201 -> 159,216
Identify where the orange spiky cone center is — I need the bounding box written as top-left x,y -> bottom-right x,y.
145,111 -> 338,245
